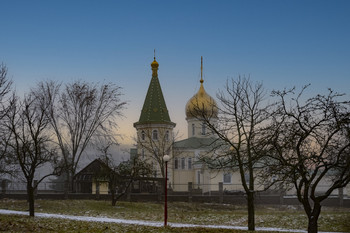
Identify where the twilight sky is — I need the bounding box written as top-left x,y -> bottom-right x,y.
1,0 -> 350,145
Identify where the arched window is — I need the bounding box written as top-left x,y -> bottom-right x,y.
201,123 -> 206,135
174,158 -> 179,169
165,130 -> 169,141
141,130 -> 145,141
188,158 -> 192,169
181,157 -> 186,169
197,171 -> 201,184
192,123 -> 195,136
152,129 -> 158,140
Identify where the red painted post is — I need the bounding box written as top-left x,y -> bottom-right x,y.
164,160 -> 168,227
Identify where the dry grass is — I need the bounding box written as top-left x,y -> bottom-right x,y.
0,199 -> 349,232
0,214 -> 256,233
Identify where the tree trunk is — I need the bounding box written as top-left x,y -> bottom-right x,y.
247,191 -> 255,231
112,197 -> 117,206
307,203 -> 321,233
65,171 -> 74,193
64,171 -> 71,196
27,183 -> 35,217
70,175 -> 75,193
111,190 -> 117,206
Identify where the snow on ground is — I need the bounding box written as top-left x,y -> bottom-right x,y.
0,209 -> 342,233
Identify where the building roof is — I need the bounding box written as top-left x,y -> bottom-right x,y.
134,57 -> 175,127
73,159 -> 111,181
174,136 -> 219,150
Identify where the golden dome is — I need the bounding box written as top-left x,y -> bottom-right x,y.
151,57 -> 159,76
185,80 -> 218,119
151,58 -> 159,69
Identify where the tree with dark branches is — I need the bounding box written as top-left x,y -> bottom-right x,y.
265,85 -> 350,233
97,156 -> 153,206
135,128 -> 178,178
95,137 -> 153,206
0,63 -> 13,176
34,80 -> 126,193
190,76 -> 273,231
3,92 -> 59,216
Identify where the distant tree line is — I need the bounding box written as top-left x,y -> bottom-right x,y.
0,63 -> 127,216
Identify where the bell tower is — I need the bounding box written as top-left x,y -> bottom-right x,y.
134,55 -> 176,178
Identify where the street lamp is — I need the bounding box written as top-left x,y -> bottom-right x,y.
163,154 -> 170,227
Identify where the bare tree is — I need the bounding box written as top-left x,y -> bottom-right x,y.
99,156 -> 153,206
191,77 -> 272,231
0,63 -> 13,175
0,63 -> 12,117
3,92 -> 58,216
35,80 -> 126,192
266,85 -> 350,233
135,128 -> 177,178
96,139 -> 153,206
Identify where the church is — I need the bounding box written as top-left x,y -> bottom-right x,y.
73,56 -> 349,198
133,56 -> 242,193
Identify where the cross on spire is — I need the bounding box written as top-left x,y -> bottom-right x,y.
200,56 -> 204,84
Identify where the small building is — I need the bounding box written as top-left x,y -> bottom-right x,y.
73,159 -> 110,194
74,157 -> 166,194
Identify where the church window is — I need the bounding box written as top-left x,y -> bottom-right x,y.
141,130 -> 145,141
201,123 -> 206,135
174,158 -> 178,169
192,124 -> 195,136
165,130 -> 169,141
181,157 -> 185,169
152,129 -> 158,140
197,171 -> 201,184
223,173 -> 232,184
188,158 -> 192,169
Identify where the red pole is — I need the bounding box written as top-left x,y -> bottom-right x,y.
164,161 -> 168,227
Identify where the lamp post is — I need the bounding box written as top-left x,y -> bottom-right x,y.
163,154 -> 170,227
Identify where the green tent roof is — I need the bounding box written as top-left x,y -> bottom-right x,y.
134,60 -> 175,127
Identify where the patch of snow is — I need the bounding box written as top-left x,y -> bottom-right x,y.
0,209 -> 344,233
287,205 -> 297,210
230,217 -> 247,225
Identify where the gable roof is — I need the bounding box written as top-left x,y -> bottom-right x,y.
74,159 -> 110,178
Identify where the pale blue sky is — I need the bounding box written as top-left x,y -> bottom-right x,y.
1,0 -> 350,144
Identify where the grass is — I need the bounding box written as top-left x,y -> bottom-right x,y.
0,199 -> 349,232
0,214 -> 254,233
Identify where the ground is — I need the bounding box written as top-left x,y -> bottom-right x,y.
0,199 -> 349,232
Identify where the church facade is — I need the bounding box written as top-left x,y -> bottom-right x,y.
134,57 -> 244,193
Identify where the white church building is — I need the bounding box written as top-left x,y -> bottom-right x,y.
133,56 -> 245,193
